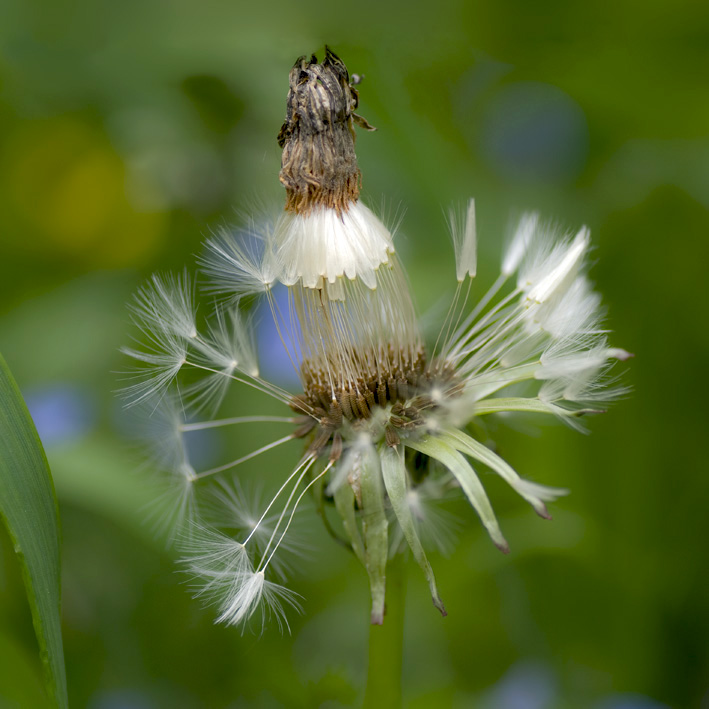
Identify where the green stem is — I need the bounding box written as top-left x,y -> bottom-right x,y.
363,554 -> 406,709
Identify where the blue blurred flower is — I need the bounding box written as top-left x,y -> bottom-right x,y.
25,384 -> 95,447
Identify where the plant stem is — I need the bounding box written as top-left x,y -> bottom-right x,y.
363,554 -> 406,709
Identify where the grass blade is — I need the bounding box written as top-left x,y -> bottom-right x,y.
0,353 -> 68,708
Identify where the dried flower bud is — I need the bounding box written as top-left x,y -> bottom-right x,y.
278,47 -> 375,215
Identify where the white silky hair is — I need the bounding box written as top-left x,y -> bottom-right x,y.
271,201 -> 395,289
120,334 -> 187,407
394,475 -> 462,556
285,258 -> 420,390
537,336 -> 630,405
182,524 -> 253,583
204,477 -> 307,578
181,526 -> 300,631
525,228 -> 590,304
200,225 -> 279,303
502,212 -> 538,277
129,271 -> 198,340
122,272 -> 198,406
186,307 -> 260,412
199,202 -> 396,298
128,396 -> 204,543
123,271 -> 298,412
537,336 -> 615,380
449,198 -> 477,282
517,224 -> 590,303
215,571 -> 301,631
435,213 -> 627,419
132,393 -> 188,471
180,458 -> 323,630
139,460 -> 198,548
525,275 -> 603,339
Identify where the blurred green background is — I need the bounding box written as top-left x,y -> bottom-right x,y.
1,0 -> 708,707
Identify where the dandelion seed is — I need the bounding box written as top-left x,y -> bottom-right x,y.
120,336 -> 187,406
449,197 -> 477,282
200,225 -> 278,302
130,271 -> 198,340
205,477 -> 307,577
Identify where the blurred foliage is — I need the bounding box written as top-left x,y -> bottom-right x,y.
1,0 -> 708,707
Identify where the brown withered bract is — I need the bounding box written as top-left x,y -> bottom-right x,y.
278,47 -> 376,216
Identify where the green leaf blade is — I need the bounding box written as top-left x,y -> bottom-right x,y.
380,445 -> 446,616
405,435 -> 510,554
0,353 -> 68,709
359,450 -> 388,625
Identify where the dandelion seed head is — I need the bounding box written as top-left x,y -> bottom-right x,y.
119,48 -> 628,630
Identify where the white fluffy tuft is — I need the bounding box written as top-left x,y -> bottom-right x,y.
449,198 -> 477,282
525,227 -> 591,304
200,226 -> 277,302
503,212 -> 538,276
271,202 -> 395,289
130,271 -> 198,340
120,336 -> 187,407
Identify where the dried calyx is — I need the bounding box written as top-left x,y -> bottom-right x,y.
278,47 -> 375,216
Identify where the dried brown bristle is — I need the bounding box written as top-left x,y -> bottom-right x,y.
278,47 -> 375,216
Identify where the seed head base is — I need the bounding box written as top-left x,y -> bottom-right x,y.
290,348 -> 462,457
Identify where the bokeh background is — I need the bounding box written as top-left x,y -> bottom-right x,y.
1,1 -> 708,707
